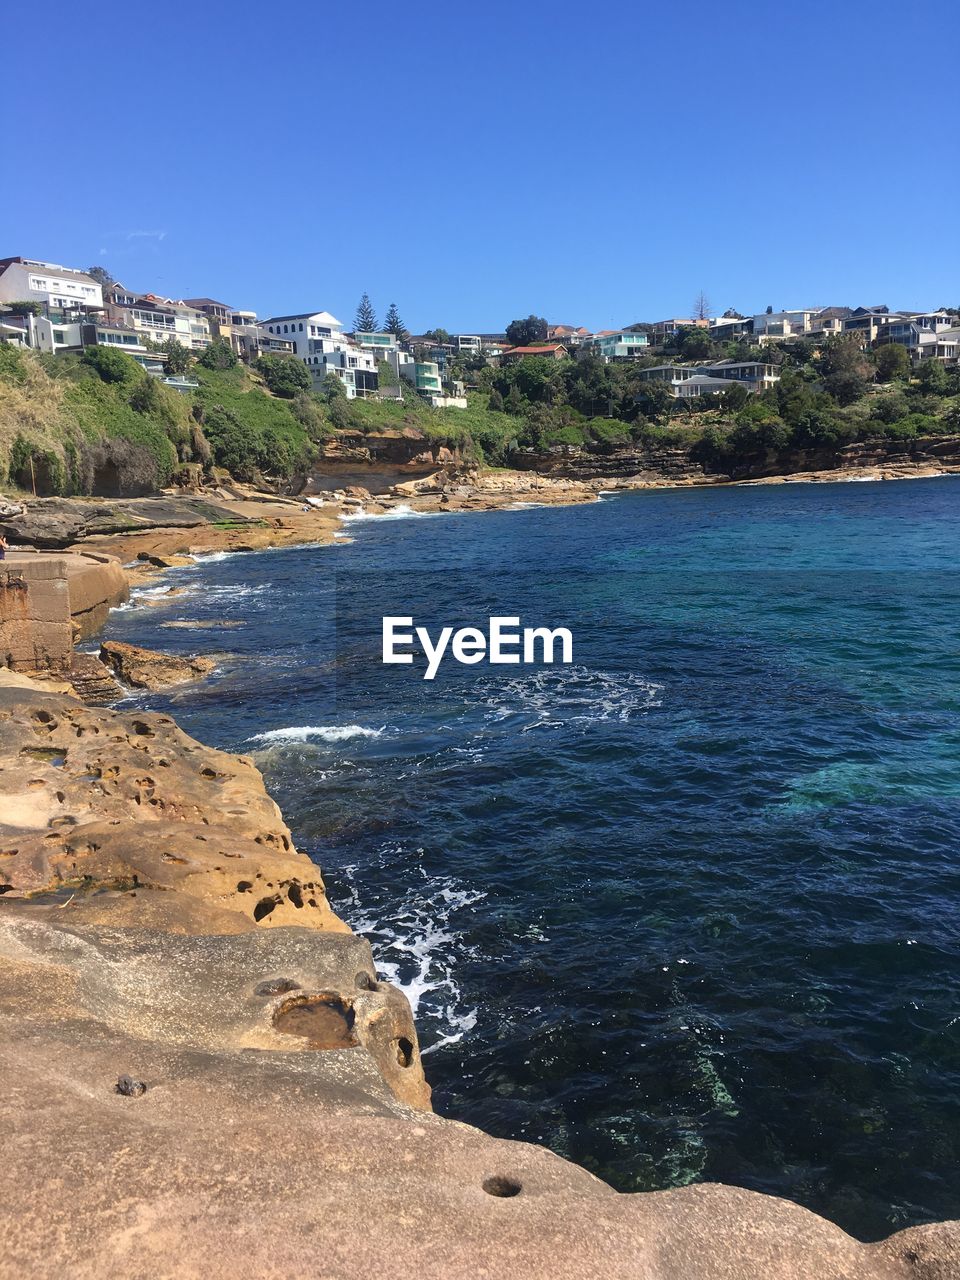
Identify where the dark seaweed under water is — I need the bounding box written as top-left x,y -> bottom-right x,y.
104,478 -> 960,1240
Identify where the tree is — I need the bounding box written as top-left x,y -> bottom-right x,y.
198,339 -> 238,371
722,308 -> 745,319
423,328 -> 451,346
488,387 -> 505,412
319,371 -> 347,402
82,344 -> 139,384
677,327 -> 715,360
328,396 -> 352,430
505,315 -> 548,347
914,358 -> 947,393
256,353 -> 311,397
818,334 -> 872,404
159,338 -> 190,375
693,292 -> 711,321
632,380 -> 674,422
384,303 -> 406,338
87,266 -> 115,288
874,343 -> 910,382
355,293 -> 378,333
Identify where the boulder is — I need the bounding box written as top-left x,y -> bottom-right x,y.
99,639 -> 215,690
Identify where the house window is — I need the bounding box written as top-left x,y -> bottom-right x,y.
299,322 -> 304,331
283,324 -> 288,333
53,330 -> 66,343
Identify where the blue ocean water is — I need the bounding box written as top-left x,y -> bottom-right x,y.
103,478 -> 960,1240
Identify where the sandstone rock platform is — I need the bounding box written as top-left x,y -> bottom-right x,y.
1,682 -> 958,1277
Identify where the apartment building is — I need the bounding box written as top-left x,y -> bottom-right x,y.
104,285 -> 211,349
0,257 -> 103,315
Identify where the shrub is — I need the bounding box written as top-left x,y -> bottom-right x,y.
198,339 -> 238,371
82,344 -> 140,384
256,353 -> 311,397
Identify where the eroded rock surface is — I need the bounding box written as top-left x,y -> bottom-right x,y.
99,638 -> 216,690
1,685 -> 958,1277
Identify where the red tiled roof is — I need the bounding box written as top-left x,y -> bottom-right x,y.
504,343 -> 567,355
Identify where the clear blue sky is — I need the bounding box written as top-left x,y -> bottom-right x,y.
6,1 -> 958,332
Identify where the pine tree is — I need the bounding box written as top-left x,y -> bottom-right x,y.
384,302 -> 405,337
355,293 -> 377,333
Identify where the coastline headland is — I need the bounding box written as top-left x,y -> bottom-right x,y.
2,479 -> 960,1276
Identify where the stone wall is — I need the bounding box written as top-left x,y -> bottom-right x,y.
0,552 -> 128,673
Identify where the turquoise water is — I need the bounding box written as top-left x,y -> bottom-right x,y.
104,477 -> 960,1239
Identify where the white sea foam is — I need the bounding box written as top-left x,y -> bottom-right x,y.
340,503 -> 435,522
193,549 -> 237,562
335,850 -> 484,1051
248,724 -> 385,744
480,665 -> 662,729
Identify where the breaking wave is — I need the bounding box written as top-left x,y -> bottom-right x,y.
248,724 -> 386,744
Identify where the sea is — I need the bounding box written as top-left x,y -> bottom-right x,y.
101,475 -> 960,1240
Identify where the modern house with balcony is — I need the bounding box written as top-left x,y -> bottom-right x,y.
584,330 -> 649,361
0,257 -> 103,316
709,316 -> 754,342
387,350 -> 468,408
104,285 -> 211,350
750,310 -> 820,343
260,311 -> 378,398
352,331 -> 398,359
841,307 -> 902,346
873,312 -> 959,361
638,360 -> 779,398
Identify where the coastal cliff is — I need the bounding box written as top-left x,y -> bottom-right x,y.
2,671 -> 960,1277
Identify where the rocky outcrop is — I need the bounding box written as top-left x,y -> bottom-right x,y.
510,435 -> 960,487
0,683 -> 958,1275
0,495 -> 255,550
99,639 -> 216,690
0,685 -> 429,1114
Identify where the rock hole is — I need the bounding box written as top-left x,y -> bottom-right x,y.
482,1176 -> 522,1198
287,883 -> 303,908
132,721 -> 155,737
355,972 -> 377,991
253,896 -> 279,922
237,880 -> 253,893
20,747 -> 66,766
395,1037 -> 414,1068
273,993 -> 358,1050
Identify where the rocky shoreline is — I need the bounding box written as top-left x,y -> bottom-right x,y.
3,474 -> 960,1276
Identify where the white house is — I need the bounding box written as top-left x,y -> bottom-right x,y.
583,330 -> 649,360
387,350 -> 467,408
259,311 -> 378,398
0,257 -> 103,314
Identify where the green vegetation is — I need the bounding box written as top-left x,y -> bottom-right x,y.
2,316 -> 957,498
354,292 -> 377,333
256,353 -> 312,398
505,315 -> 548,347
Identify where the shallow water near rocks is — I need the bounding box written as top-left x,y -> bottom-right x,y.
104,477 -> 960,1240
